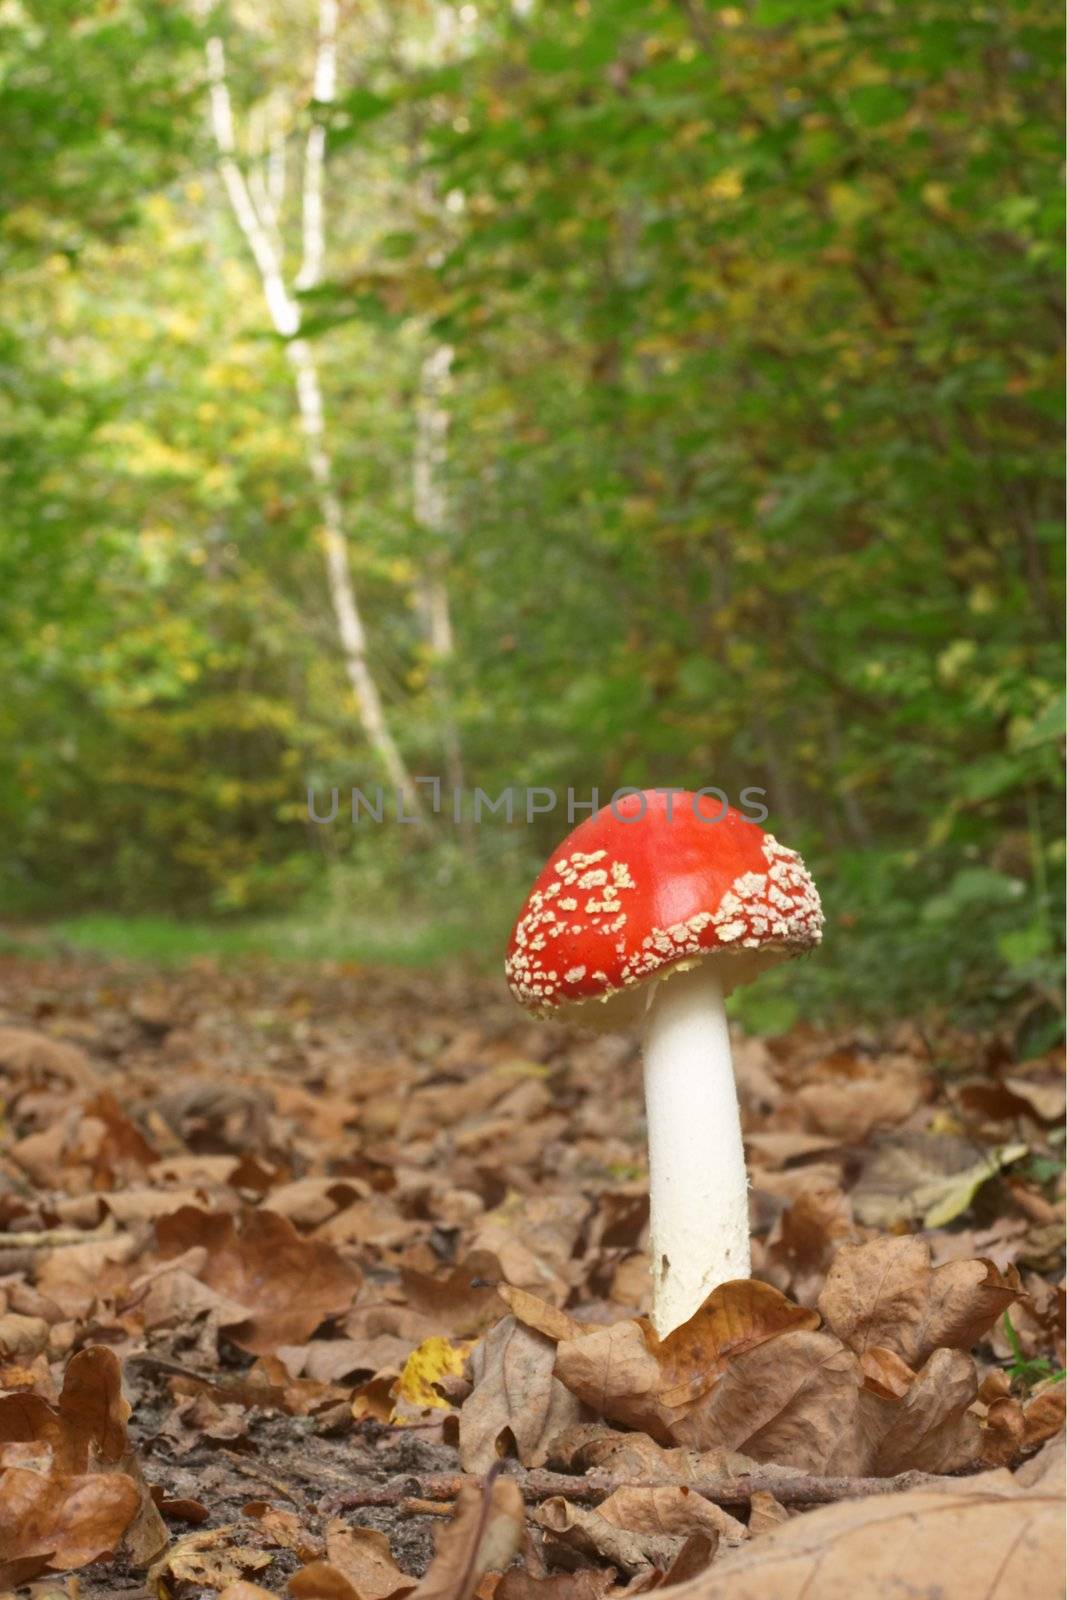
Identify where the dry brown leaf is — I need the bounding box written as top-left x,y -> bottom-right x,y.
0,1466 -> 140,1587
470,1196 -> 588,1306
313,1521 -> 417,1600
400,1253 -> 508,1337
1015,1429 -> 1065,1489
818,1236 -> 1020,1367
554,1320 -> 667,1438
651,1468 -> 1064,1600
220,1586 -> 278,1600
1024,1386 -> 1067,1450
597,1486 -> 746,1550
744,1132 -> 840,1168
762,1190 -> 853,1304
0,1345 -> 129,1476
495,1287 -> 584,1344
0,1312 -> 50,1359
550,1423 -> 697,1478
983,1395 -> 1027,1466
149,1524 -> 274,1593
298,1335 -> 413,1385
655,1533 -> 719,1589
55,1345 -> 130,1470
745,1494 -> 790,1538
534,1497 -> 682,1574
263,1176 -> 366,1227
851,1132 -> 1023,1230
861,1347 -> 981,1475
790,1056 -> 924,1141
668,1329 -> 864,1471
35,1233 -> 139,1311
857,1345 -> 914,1399
652,1283 -> 821,1410
153,1206 -> 360,1352
554,1283 -> 817,1443
290,1562 -> 363,1600
497,1569 -> 618,1600
242,1502 -> 320,1562
411,1474 -> 524,1600
0,1027 -> 99,1091
460,1315 -> 585,1472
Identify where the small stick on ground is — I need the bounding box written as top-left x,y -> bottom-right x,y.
323,1464 -> 964,1515
0,1224 -> 116,1248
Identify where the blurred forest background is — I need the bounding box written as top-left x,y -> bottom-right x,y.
1,0 -> 1063,1035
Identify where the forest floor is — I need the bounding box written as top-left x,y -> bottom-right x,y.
0,951 -> 1063,1599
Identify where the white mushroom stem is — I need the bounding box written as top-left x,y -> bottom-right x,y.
642,962 -> 750,1337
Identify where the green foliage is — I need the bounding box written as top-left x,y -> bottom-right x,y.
0,0 -> 1062,1027
1000,1311 -> 1067,1393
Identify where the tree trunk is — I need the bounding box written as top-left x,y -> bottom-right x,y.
200,2 -> 422,819
413,342 -> 466,809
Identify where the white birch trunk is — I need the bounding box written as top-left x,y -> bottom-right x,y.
200,3 -> 422,819
413,341 -> 465,803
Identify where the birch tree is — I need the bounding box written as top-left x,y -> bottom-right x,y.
413,339 -> 465,805
199,0 -> 422,818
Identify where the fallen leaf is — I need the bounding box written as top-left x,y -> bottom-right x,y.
853,1134 -> 1027,1229
554,1282 -> 817,1442
495,1287 -> 584,1344
789,1055 -> 924,1142
497,1570 -> 618,1600
312,1522 -> 417,1600
817,1236 -> 1020,1367
0,1466 -> 140,1587
597,1486 -> 746,1550
0,1028 -> 99,1091
55,1345 -> 130,1470
534,1497 -> 681,1574
745,1493 -> 790,1537
983,1395 -> 1027,1466
861,1347 -> 981,1475
0,1345 -> 129,1476
460,1315 -> 584,1472
650,1468 -> 1064,1599
290,1562 -> 362,1600
0,1313 -> 50,1359
149,1524 -> 274,1594
411,1473 -> 524,1600
242,1502 -> 321,1562
153,1207 -> 360,1353
395,1336 -> 473,1413
668,1329 -> 864,1470
400,1254 -> 507,1337
1023,1386 -> 1067,1450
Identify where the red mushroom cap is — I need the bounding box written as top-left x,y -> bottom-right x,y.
506,790 -> 822,1022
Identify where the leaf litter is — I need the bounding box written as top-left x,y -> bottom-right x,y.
0,952 -> 1062,1598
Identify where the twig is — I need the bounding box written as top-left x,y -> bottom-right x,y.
0,1224 -> 115,1248
323,1464 -> 969,1514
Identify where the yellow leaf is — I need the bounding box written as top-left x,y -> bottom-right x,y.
392,1337 -> 471,1415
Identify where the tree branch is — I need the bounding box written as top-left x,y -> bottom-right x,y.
322,1464 -> 975,1515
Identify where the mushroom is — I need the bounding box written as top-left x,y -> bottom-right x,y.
505,789 -> 822,1336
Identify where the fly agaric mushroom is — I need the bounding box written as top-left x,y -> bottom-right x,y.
505,790 -> 822,1336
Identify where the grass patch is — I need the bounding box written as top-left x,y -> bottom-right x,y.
3,911 -> 493,969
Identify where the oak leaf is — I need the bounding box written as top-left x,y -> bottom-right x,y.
460,1314 -> 584,1472
651,1463 -> 1064,1600
554,1282 -> 817,1442
817,1236 -> 1020,1367
0,1466 -> 140,1587
153,1206 -> 360,1353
